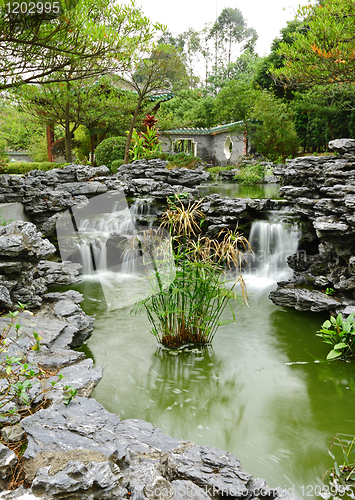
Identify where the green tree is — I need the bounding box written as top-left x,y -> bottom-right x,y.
254,20 -> 305,98
0,0 -> 157,90
271,0 -> 355,88
157,89 -> 216,129
118,44 -> 188,163
251,91 -> 299,160
215,79 -> 258,151
176,28 -> 201,88
210,7 -> 257,78
0,99 -> 44,151
16,75 -> 130,162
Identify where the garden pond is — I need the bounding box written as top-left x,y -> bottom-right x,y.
55,200 -> 355,499
198,181 -> 282,199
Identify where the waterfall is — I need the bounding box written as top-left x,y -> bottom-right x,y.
57,193 -> 174,311
243,212 -> 301,287
71,199 -> 155,274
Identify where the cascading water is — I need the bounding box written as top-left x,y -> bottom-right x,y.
73,198 -> 154,274
243,210 -> 301,288
57,194 -> 173,311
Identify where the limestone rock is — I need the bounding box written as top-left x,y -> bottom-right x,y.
31,460 -> 124,499
328,138 -> 355,153
1,424 -> 25,443
269,288 -> 340,312
0,443 -> 17,480
0,221 -> 55,260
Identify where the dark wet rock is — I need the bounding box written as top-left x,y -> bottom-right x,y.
0,285 -> 12,309
44,290 -> 84,304
18,397 -> 298,499
269,287 -> 340,312
0,221 -> 55,260
20,397 -> 182,479
171,480 -> 210,499
270,144 -> 355,312
37,260 -> 82,287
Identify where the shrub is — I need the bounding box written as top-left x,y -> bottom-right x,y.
95,136 -> 126,168
132,200 -> 250,348
110,159 -> 125,173
234,163 -> 266,185
206,165 -> 236,174
0,162 -> 62,174
317,312 -> 355,359
166,152 -> 202,169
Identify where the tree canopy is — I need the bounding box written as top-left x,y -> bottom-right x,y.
271,0 -> 355,88
0,0 -> 158,89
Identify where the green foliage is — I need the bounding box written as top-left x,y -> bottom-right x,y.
325,287 -> 335,296
0,101 -> 44,151
271,0 -> 355,88
325,435 -> 355,487
157,89 -> 216,129
132,200 -> 249,348
234,163 -> 266,185
166,152 -> 201,169
251,91 -> 299,161
317,313 -> 355,360
130,126 -> 162,161
95,136 -> 126,168
206,165 -> 236,174
0,162 -> 61,174
110,159 -> 125,173
0,0 -> 158,90
0,308 -> 77,422
29,134 -> 48,162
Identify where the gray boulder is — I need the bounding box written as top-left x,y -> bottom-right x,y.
328,138 -> 355,153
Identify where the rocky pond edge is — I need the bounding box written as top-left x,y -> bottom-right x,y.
0,220 -> 299,499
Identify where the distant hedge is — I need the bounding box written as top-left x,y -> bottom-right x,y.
95,136 -> 126,169
0,162 -> 64,174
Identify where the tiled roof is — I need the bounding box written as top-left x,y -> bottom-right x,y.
148,92 -> 175,102
165,121 -> 243,135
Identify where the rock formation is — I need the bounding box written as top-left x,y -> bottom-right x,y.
270,139 -> 355,314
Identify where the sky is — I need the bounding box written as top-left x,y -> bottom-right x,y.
136,0 -> 312,57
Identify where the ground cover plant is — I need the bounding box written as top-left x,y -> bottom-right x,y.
234,162 -> 268,185
0,304 -> 77,489
132,199 -> 250,348
317,313 -> 355,360
0,162 -> 65,175
324,434 -> 355,496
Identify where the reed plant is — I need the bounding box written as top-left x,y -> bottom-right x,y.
132,199 -> 250,348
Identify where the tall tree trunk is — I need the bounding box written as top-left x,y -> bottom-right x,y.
124,94 -> 144,164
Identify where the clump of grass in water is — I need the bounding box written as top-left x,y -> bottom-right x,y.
132,198 -> 250,348
323,435 -> 355,497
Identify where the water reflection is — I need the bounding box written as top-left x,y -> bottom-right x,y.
62,273 -> 355,499
143,347 -> 245,443
198,181 -> 282,200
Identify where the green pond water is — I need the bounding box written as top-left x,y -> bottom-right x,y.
198,181 -> 282,199
64,274 -> 355,499
57,195 -> 355,499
